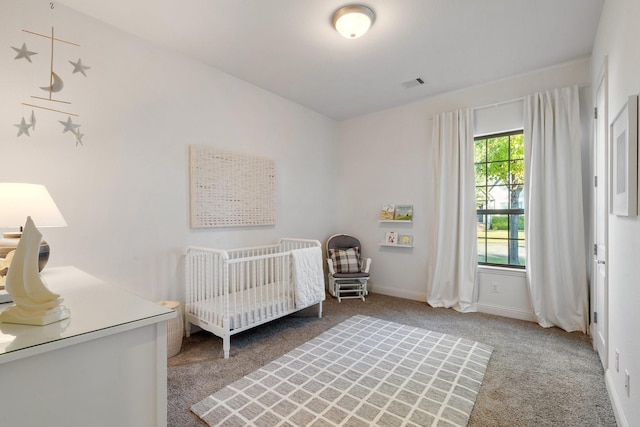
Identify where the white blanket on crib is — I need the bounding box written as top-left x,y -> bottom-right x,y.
291,246 -> 325,307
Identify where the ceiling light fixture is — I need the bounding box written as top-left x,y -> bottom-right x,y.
332,5 -> 375,39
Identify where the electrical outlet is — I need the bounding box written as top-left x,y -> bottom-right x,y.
491,282 -> 499,293
625,370 -> 630,397
615,349 -> 620,372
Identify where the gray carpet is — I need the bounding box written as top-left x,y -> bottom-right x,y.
192,315 -> 493,426
168,293 -> 617,426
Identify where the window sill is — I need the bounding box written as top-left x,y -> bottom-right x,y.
478,265 -> 526,278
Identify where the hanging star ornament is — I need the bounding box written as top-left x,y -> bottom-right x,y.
11,43 -> 38,62
69,58 -> 90,77
58,116 -> 80,133
14,117 -> 31,137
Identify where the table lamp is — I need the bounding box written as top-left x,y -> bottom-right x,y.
0,183 -> 67,272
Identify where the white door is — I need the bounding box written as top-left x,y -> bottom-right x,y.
594,62 -> 608,368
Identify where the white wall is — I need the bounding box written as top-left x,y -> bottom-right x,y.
592,0 -> 640,424
1,1 -> 611,353
337,59 -> 592,319
0,0 -> 339,302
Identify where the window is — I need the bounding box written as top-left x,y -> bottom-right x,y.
474,131 -> 525,268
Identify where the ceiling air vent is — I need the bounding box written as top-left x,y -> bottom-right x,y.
401,77 -> 425,89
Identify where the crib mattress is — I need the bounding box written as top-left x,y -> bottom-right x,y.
189,282 -> 294,331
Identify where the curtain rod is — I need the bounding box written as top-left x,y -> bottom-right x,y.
472,83 -> 591,112
426,83 -> 591,120
472,97 -> 524,112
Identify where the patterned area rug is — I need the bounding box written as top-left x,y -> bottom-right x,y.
192,315 -> 493,426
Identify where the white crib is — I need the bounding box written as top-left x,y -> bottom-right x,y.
185,238 -> 325,358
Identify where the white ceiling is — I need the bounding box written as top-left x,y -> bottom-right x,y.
57,0 -> 604,120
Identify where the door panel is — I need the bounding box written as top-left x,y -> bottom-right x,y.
594,62 -> 608,369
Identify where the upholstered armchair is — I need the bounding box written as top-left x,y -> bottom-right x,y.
326,234 -> 371,302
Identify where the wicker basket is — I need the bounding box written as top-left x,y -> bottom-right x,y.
158,300 -> 183,358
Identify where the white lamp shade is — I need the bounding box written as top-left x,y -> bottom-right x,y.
0,183 -> 67,229
332,5 -> 375,39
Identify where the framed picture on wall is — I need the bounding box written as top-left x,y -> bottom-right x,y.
611,95 -> 638,216
398,234 -> 413,246
394,205 -> 413,221
385,231 -> 397,245
380,204 -> 395,220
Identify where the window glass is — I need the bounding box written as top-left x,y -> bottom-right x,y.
474,139 -> 486,163
511,134 -> 524,159
487,136 -> 509,162
510,159 -> 525,186
475,130 -> 525,268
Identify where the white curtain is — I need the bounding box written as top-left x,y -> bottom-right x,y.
524,86 -> 588,333
426,109 -> 478,312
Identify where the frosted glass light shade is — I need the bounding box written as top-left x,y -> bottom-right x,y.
0,183 -> 67,229
332,5 -> 375,39
0,183 -> 66,273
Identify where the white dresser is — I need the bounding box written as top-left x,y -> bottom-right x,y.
0,266 -> 175,427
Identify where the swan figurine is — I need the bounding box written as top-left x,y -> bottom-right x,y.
0,216 -> 70,325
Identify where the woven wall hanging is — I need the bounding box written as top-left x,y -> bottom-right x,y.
189,145 -> 276,228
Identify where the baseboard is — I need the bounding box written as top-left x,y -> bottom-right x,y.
369,285 -> 426,302
606,369 -> 629,427
370,288 -> 537,323
477,303 -> 536,322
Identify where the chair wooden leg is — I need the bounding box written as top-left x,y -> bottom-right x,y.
333,280 -> 367,302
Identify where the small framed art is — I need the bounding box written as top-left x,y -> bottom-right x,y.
394,205 -> 413,221
380,204 -> 395,220
398,234 -> 413,246
611,95 -> 638,216
385,231 -> 397,245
